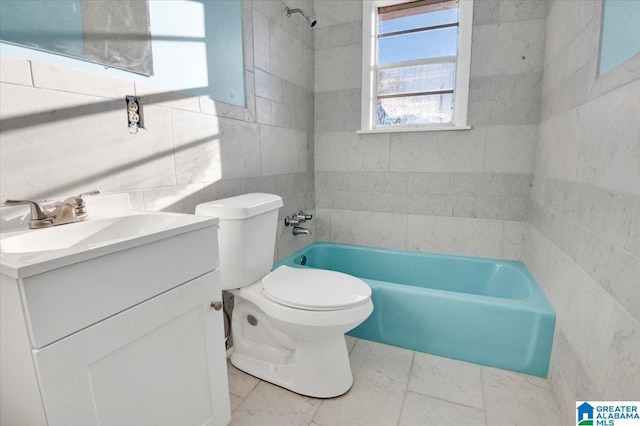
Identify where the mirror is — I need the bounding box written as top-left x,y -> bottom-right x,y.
598,0 -> 640,75
0,0 -> 153,76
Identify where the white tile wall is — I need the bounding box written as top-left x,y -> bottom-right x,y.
314,44 -> 362,92
31,62 -> 135,100
498,0 -> 548,22
0,84 -> 176,199
252,10 -> 271,72
313,0 -> 362,29
0,0 -> 316,261
270,25 -> 314,91
259,125 -> 308,175
321,209 -> 408,250
0,56 -> 32,86
406,215 -> 505,258
530,0 -> 640,421
315,131 -> 390,172
470,19 -> 546,77
484,125 -> 537,173
535,109 -> 581,180
576,79 -> 640,196
470,72 -> 543,102
389,131 -> 486,173
314,0 -> 544,258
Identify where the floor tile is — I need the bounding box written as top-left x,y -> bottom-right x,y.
399,391 -> 486,426
311,340 -> 414,426
482,366 -> 562,426
230,381 -> 322,426
408,352 -> 484,409
226,338 -> 563,426
227,359 -> 260,398
230,394 -> 243,412
345,335 -> 357,353
311,364 -> 407,426
349,339 -> 415,379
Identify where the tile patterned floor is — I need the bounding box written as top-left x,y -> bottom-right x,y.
226,337 -> 562,426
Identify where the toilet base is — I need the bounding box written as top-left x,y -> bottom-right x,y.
230,335 -> 353,398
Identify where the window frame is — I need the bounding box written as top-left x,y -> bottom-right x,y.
359,0 -> 474,133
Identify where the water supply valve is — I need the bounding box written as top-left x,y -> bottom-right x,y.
284,214 -> 303,226
283,211 -> 313,227
298,211 -> 313,221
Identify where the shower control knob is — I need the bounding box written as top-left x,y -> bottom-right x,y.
284,215 -> 302,226
211,301 -> 223,311
299,211 -> 313,220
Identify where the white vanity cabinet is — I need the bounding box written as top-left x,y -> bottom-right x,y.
33,271 -> 228,426
1,210 -> 231,426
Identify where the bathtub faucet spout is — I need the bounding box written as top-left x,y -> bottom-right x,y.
292,226 -> 311,236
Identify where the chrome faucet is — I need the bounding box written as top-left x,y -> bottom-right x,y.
284,211 -> 313,226
4,190 -> 100,229
292,226 -> 311,236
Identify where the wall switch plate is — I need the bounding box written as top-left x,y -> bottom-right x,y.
125,95 -> 143,130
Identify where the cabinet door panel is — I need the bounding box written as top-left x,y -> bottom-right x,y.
32,333 -> 98,426
88,306 -> 212,426
33,271 -> 230,426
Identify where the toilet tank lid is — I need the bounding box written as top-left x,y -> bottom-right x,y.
195,193 -> 283,219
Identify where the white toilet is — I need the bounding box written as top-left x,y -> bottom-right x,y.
195,193 -> 373,398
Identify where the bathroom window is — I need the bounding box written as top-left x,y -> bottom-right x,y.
360,0 -> 473,133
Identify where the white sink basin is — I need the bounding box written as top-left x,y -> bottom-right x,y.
1,194 -> 221,352
1,208 -> 218,278
2,213 -> 189,253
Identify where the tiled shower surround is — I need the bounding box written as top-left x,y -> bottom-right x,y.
0,0 -> 638,424
526,1 -> 640,423
313,0 -> 545,259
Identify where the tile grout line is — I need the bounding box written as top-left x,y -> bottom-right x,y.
395,351 -> 416,426
480,367 -> 489,426
27,59 -> 35,87
405,391 -> 488,413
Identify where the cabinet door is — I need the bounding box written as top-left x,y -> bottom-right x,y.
32,271 -> 230,426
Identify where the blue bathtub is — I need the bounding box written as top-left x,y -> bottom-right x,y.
275,242 -> 555,377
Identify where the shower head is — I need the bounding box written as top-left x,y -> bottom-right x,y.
285,7 -> 317,28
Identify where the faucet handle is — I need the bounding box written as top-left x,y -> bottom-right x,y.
298,211 -> 313,221
4,199 -> 54,228
4,199 -> 49,220
284,215 -> 302,226
79,190 -> 100,199
73,190 -> 100,214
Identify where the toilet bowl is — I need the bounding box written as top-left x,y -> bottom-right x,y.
231,266 -> 372,397
195,194 -> 373,398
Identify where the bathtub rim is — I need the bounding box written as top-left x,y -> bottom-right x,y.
275,241 -> 553,309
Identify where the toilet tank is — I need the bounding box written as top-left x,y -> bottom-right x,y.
195,193 -> 283,290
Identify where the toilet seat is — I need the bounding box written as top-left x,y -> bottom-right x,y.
262,266 -> 371,311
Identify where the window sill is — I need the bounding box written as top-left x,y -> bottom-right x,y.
357,125 -> 472,134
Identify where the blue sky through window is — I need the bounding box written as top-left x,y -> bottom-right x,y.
375,1 -> 460,126
378,27 -> 458,64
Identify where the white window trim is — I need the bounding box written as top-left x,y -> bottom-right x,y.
359,0 -> 474,133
